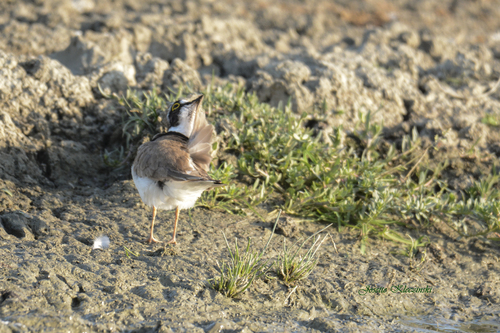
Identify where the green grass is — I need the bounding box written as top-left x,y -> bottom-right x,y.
208,236 -> 268,298
123,246 -> 139,258
208,211 -> 334,297
207,211 -> 280,298
482,114 -> 500,127
1,188 -> 13,197
275,224 -> 332,286
104,83 -> 500,252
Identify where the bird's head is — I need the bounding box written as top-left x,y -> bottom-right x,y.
166,94 -> 204,137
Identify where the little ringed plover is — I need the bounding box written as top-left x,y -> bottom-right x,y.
131,94 -> 225,244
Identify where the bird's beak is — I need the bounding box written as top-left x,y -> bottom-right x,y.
190,94 -> 204,124
192,94 -> 204,112
182,94 -> 204,136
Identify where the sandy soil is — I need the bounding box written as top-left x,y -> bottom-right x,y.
1,0 -> 500,332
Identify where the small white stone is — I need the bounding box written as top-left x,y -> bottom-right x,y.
93,235 -> 110,250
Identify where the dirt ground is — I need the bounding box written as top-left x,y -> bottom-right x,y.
1,0 -> 500,332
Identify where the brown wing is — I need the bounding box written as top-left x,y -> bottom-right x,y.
133,136 -> 210,182
188,105 -> 214,172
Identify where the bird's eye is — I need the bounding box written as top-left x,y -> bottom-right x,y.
172,103 -> 180,111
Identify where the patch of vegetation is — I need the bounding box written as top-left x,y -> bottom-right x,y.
208,211 -> 333,297
400,234 -> 429,259
104,83 -> 500,252
197,161 -> 267,217
481,114 -> 500,127
275,224 -> 332,286
208,236 -> 268,298
207,211 -> 280,298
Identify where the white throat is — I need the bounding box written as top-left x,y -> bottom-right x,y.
168,125 -> 192,137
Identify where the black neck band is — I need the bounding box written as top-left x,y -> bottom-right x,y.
152,131 -> 189,142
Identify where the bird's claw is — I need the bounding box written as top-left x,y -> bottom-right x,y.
166,238 -> 177,245
146,237 -> 161,244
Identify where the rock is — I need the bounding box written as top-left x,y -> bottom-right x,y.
206,319 -> 238,333
134,52 -> 169,89
309,317 -> 340,331
50,29 -> 134,76
50,35 -> 106,75
398,31 -> 420,48
0,112 -> 44,185
0,212 -> 34,239
132,25 -> 152,53
0,49 -> 104,187
162,58 -> 202,90
248,60 -> 315,112
275,217 -> 299,238
97,70 -> 129,95
268,60 -> 311,84
0,20 -> 72,56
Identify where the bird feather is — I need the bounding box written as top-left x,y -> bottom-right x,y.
188,104 -> 214,172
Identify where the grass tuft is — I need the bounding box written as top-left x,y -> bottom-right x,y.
208,211 -> 280,298
208,236 -> 267,298
276,224 -> 332,286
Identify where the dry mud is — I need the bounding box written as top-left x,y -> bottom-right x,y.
1,0 -> 500,332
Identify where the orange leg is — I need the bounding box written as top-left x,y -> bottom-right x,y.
146,206 -> 161,243
166,206 -> 179,245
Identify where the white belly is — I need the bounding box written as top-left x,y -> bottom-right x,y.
131,166 -> 210,211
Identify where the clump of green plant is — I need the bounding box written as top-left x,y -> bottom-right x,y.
391,234 -> 429,272
208,211 -> 280,298
276,224 -> 332,286
481,114 -> 500,127
102,86 -> 172,146
197,162 -> 268,217
208,236 -> 267,298
442,173 -> 500,238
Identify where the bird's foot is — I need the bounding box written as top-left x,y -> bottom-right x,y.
145,236 -> 161,244
166,238 -> 177,245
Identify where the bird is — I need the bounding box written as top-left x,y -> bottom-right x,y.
131,94 -> 225,244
